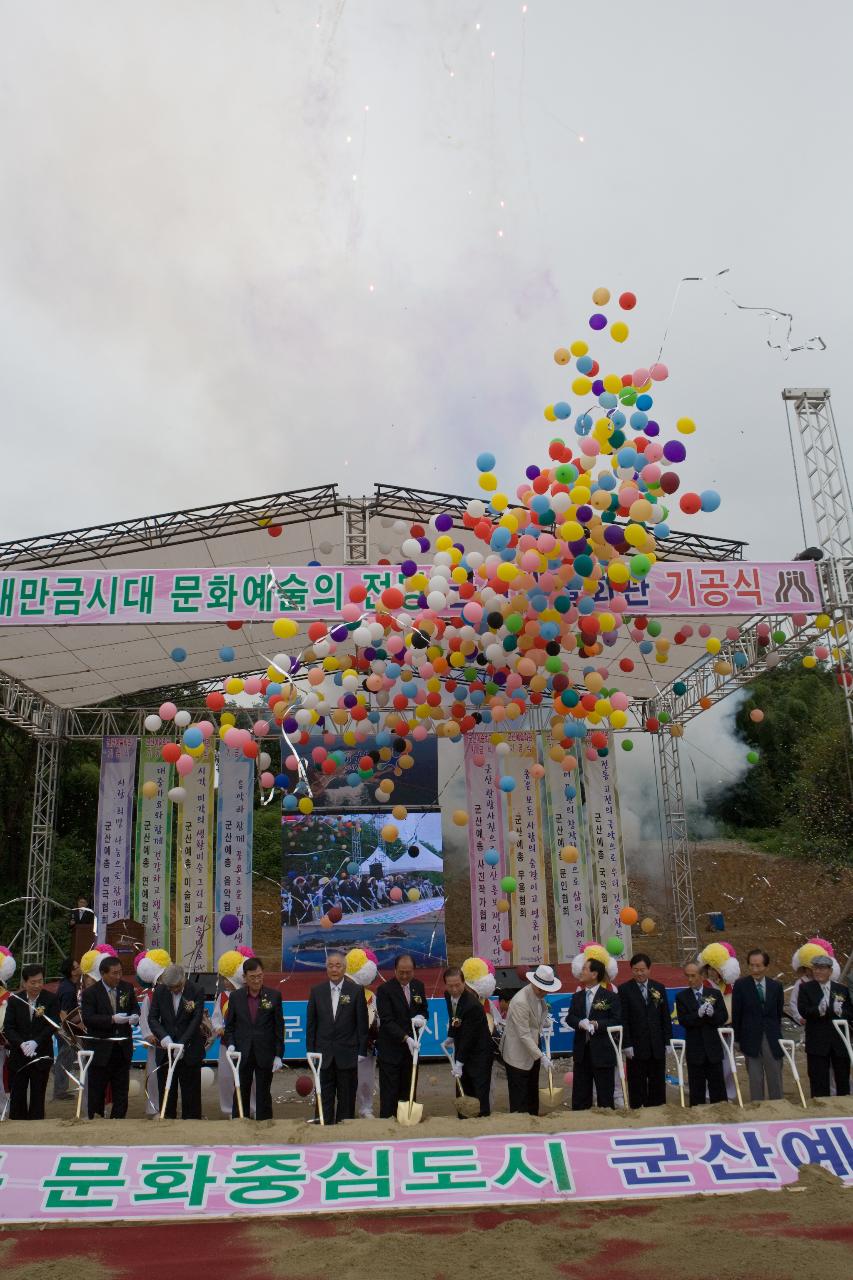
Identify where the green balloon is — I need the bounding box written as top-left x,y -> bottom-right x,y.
746,750 -> 759,764
606,936 -> 625,956
500,875 -> 517,894
505,614 -> 523,633
621,739 -> 634,752
646,619 -> 662,637
630,553 -> 651,578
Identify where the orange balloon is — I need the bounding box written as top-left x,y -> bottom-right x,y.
619,906 -> 639,926
640,917 -> 656,935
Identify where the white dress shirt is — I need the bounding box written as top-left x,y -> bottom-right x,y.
330,981 -> 343,1017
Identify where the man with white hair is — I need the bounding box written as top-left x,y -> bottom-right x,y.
148,964 -> 206,1118
501,964 -> 561,1115
797,954 -> 853,1098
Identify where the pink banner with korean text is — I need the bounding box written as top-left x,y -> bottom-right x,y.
133,737 -> 173,951
175,741 -> 215,971
583,745 -> 631,952
0,561 -> 822,625
502,731 -> 549,966
463,734 -> 508,967
543,751 -> 591,962
0,1117 -> 850,1223
215,744 -> 254,962
94,736 -> 138,940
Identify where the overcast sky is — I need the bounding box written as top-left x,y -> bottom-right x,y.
1,1 -> 850,555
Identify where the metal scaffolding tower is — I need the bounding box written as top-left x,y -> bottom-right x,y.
342,498 -> 370,564
21,737 -> 62,964
654,733 -> 698,960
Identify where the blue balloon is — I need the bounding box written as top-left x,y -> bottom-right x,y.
274,773 -> 288,789
629,411 -> 648,430
553,401 -> 571,420
576,355 -> 593,374
636,393 -> 653,411
476,451 -> 496,472
700,489 -> 721,512
654,522 -> 671,539
218,646 -> 235,662
283,793 -> 298,810
610,410 -> 626,428
484,848 -> 500,866
170,647 -> 187,663
499,776 -> 516,793
564,784 -> 577,800
347,862 -> 360,875
183,727 -> 203,749
598,392 -> 618,410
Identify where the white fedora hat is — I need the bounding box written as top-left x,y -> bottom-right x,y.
525,963 -> 562,992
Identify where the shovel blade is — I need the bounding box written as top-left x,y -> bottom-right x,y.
539,1087 -> 564,1109
454,1095 -> 481,1118
396,1100 -> 424,1125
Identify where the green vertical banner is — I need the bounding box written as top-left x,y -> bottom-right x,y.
133,737 -> 174,950
175,740 -> 215,970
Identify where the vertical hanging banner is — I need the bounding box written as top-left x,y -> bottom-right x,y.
133,739 -> 174,951
583,746 -> 632,951
463,734 -> 508,965
175,741 -> 215,970
215,745 -> 254,962
542,751 -> 591,962
93,737 -> 138,940
503,731 -> 549,966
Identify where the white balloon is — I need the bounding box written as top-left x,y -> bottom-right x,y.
427,592 -> 447,612
393,520 -> 406,533
200,1066 -> 215,1089
295,708 -> 313,725
496,741 -> 510,754
551,492 -> 572,514
174,710 -> 191,728
432,551 -> 452,567
368,622 -> 385,641
466,551 -> 485,569
272,653 -> 290,673
401,538 -> 421,558
312,640 -> 330,658
258,752 -> 271,770
318,541 -> 334,555
353,626 -> 372,646
144,714 -> 162,733
168,786 -> 186,803
467,500 -> 486,519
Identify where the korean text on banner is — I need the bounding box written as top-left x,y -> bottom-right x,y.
583,745 -> 631,950
543,751 -> 590,962
464,734 -> 508,966
94,737 -> 138,940
176,741 -> 215,970
215,745 -> 254,961
133,738 -> 174,951
503,731 -> 549,966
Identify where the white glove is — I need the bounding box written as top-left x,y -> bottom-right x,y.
540,1053 -> 553,1071
226,1045 -> 240,1061
700,1002 -> 714,1017
833,998 -> 844,1014
405,1036 -> 417,1055
160,1035 -> 174,1048
21,1040 -> 37,1058
818,997 -> 828,1015
411,1015 -> 427,1030
127,1014 -> 140,1026
272,1056 -> 282,1073
578,1018 -> 593,1034
358,1054 -> 366,1062
625,1046 -> 635,1059
451,1061 -> 463,1078
112,1012 -> 129,1023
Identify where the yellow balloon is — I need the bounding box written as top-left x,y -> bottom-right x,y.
272,617 -> 299,639
602,373 -> 622,394
225,677 -> 244,695
560,845 -> 579,863
610,321 -> 629,343
298,796 -> 314,815
141,780 -> 158,799
676,417 -> 696,435
570,340 -> 588,357
705,637 -> 722,654
544,404 -> 557,422
592,287 -> 611,305
479,472 -> 498,491
572,376 -> 592,396
452,809 -> 468,826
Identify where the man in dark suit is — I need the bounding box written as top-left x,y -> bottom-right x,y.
731,948 -> 784,1102
223,957 -> 284,1120
148,963 -> 206,1119
567,957 -> 621,1110
69,896 -> 94,928
797,954 -> 853,1097
4,964 -> 60,1119
375,953 -> 427,1118
81,955 -> 140,1118
674,961 -> 728,1106
306,950 -> 368,1123
618,952 -> 672,1108
443,966 -> 493,1116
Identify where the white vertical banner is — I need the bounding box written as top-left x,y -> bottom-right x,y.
215,744 -> 254,962
175,741 -> 215,971
133,738 -> 174,951
583,745 -> 631,951
94,737 -> 138,940
503,731 -> 549,966
463,733 -> 508,966
542,751 -> 591,961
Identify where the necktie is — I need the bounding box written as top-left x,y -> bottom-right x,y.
696,988 -> 703,1006
403,985 -> 411,1005
451,998 -> 458,1015
108,986 -> 117,1013
756,981 -> 765,1005
641,983 -> 648,1004
331,983 -> 340,1017
585,989 -> 593,1015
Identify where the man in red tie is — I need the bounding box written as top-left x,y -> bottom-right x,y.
223,958 -> 284,1120
375,954 -> 427,1118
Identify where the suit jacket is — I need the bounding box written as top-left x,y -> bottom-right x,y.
3,990 -> 60,1068
617,979 -> 671,1060
375,978 -> 427,1064
445,989 -> 493,1066
731,975 -> 784,1059
674,985 -> 727,1065
223,985 -> 284,1069
81,979 -> 140,1065
797,980 -> 853,1057
306,976 -> 368,1069
567,985 -> 621,1067
501,983 -> 551,1070
148,981 -> 206,1066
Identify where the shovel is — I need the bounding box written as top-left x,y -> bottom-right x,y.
74,1049 -> 95,1120
718,1027 -> 744,1107
307,1052 -> 325,1126
779,1038 -> 808,1109
669,1039 -> 686,1108
159,1042 -> 185,1120
538,1028 -> 563,1110
833,1018 -> 853,1068
226,1046 -> 244,1119
397,1026 -> 425,1125
441,1042 -> 480,1118
608,1025 -> 629,1111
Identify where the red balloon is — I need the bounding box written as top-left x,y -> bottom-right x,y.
619,291 -> 637,310
645,717 -> 660,733
500,938 -> 513,953
226,620 -> 243,631
295,1075 -> 314,1097
307,622 -> 327,642
381,587 -> 405,611
206,691 -> 226,711
162,743 -> 181,764
349,584 -> 367,603
327,906 -> 343,923
660,472 -> 680,494
243,741 -> 259,759
267,525 -> 283,538
679,492 -> 702,515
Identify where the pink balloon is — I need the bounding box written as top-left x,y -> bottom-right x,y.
175,755 -> 194,776
610,692 -> 629,711
224,727 -> 241,748
412,725 -> 428,741
244,676 -> 262,695
253,720 -> 270,737
463,601 -> 483,624
260,771 -> 275,788
285,755 -> 299,771
341,603 -> 361,622
159,702 -> 177,721
649,363 -> 669,381
197,720 -> 215,739
633,368 -> 650,386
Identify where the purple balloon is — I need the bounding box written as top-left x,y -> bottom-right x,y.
220,913 -> 240,936
591,379 -> 605,396
663,440 -> 686,463
435,513 -> 453,532
589,313 -> 608,331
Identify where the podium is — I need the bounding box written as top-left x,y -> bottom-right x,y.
71,920 -> 96,963
105,918 -> 145,977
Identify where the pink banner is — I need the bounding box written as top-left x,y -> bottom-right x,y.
0,562 -> 822,624
464,734 -> 509,965
0,1118 -> 849,1222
